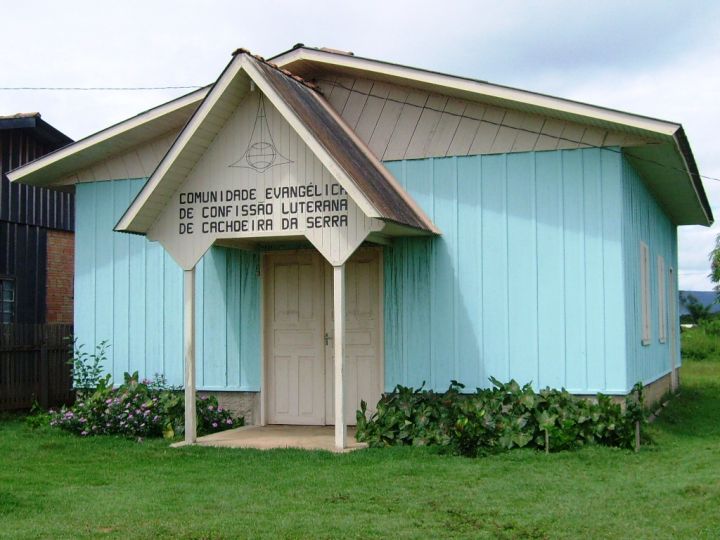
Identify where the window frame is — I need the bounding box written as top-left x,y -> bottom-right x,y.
657,255 -> 667,344
0,278 -> 15,324
640,242 -> 651,346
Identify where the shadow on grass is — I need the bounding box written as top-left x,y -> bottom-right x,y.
652,361 -> 720,439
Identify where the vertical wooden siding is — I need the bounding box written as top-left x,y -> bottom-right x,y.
384,148 -> 628,394
0,130 -> 74,231
75,179 -> 260,390
0,221 -> 47,323
0,324 -> 74,411
622,158 -> 678,386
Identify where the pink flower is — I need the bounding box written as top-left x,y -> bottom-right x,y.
212,422 -> 218,428
226,419 -> 233,425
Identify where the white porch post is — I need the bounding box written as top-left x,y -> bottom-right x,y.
333,264 -> 346,450
184,267 -> 197,444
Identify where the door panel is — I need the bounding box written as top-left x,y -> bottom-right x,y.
325,248 -> 382,425
265,252 -> 325,425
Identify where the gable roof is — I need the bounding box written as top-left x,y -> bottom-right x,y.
6,88 -> 208,187
115,51 -> 436,235
7,44 -> 711,227
271,46 -> 712,226
271,46 -> 681,138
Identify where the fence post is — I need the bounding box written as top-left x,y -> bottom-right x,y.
39,337 -> 49,409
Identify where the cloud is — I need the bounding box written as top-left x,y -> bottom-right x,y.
1,0 -> 717,289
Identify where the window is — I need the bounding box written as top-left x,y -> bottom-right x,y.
0,279 -> 14,324
640,242 -> 651,345
657,256 -> 667,343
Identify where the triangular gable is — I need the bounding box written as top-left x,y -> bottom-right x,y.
116,52 -> 436,269
6,88 -> 207,187
271,46 -> 713,226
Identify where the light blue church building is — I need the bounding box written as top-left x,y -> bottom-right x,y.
10,46 -> 711,436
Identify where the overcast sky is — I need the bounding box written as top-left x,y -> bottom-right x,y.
3,0 -> 718,290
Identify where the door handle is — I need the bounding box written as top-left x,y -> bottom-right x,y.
324,332 -> 332,346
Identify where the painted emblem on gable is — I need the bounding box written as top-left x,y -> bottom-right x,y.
229,94 -> 292,172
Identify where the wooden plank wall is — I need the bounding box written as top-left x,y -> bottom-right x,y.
50,75 -> 659,188
622,157 -> 679,386
316,76 -> 655,162
0,130 -> 74,231
0,324 -> 74,411
384,148 -> 629,395
75,179 -> 262,390
0,222 -> 47,323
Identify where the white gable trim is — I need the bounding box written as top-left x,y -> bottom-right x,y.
273,48 -> 680,139
7,87 -> 208,186
242,59 -> 381,221
116,57 -> 246,232
116,54 -> 384,234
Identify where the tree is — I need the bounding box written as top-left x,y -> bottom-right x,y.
710,235 -> 720,297
680,293 -> 712,324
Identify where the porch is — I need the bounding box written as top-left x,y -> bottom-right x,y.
185,424 -> 367,452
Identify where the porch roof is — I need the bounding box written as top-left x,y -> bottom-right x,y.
114,51 -> 437,236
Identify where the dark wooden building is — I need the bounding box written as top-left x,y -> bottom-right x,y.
0,113 -> 74,324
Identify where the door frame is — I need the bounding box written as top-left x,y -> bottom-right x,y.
260,247 -> 384,426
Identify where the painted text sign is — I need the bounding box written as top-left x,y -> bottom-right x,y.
176,182 -> 349,236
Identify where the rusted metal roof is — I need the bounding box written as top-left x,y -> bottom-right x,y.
252,57 -> 436,233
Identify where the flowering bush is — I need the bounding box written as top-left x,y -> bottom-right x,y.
198,396 -> 237,433
50,371 -> 243,439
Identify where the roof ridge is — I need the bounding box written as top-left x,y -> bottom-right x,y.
232,48 -> 321,93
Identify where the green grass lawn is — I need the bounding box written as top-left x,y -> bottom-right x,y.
2,361 -> 719,539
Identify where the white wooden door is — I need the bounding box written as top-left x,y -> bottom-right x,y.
265,252 -> 326,425
325,248 -> 383,425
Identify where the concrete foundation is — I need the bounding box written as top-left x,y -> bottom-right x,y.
197,391 -> 261,425
575,368 -> 680,409
196,368 -> 679,427
641,368 -> 679,408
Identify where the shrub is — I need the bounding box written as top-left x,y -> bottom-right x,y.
50,371 -> 243,439
681,325 -> 720,361
50,340 -> 243,439
68,339 -> 111,397
356,378 -> 645,456
699,318 -> 720,338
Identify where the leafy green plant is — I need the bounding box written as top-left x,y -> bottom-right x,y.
51,341 -> 243,439
357,378 -> 647,456
681,324 -> 720,361
67,338 -> 111,397
699,318 -> 720,337
24,401 -> 52,430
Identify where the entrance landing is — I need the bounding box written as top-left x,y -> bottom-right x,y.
191,425 -> 367,452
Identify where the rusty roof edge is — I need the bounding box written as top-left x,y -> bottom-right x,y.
252,56 -> 438,234
233,48 -> 322,94
306,88 -> 440,234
